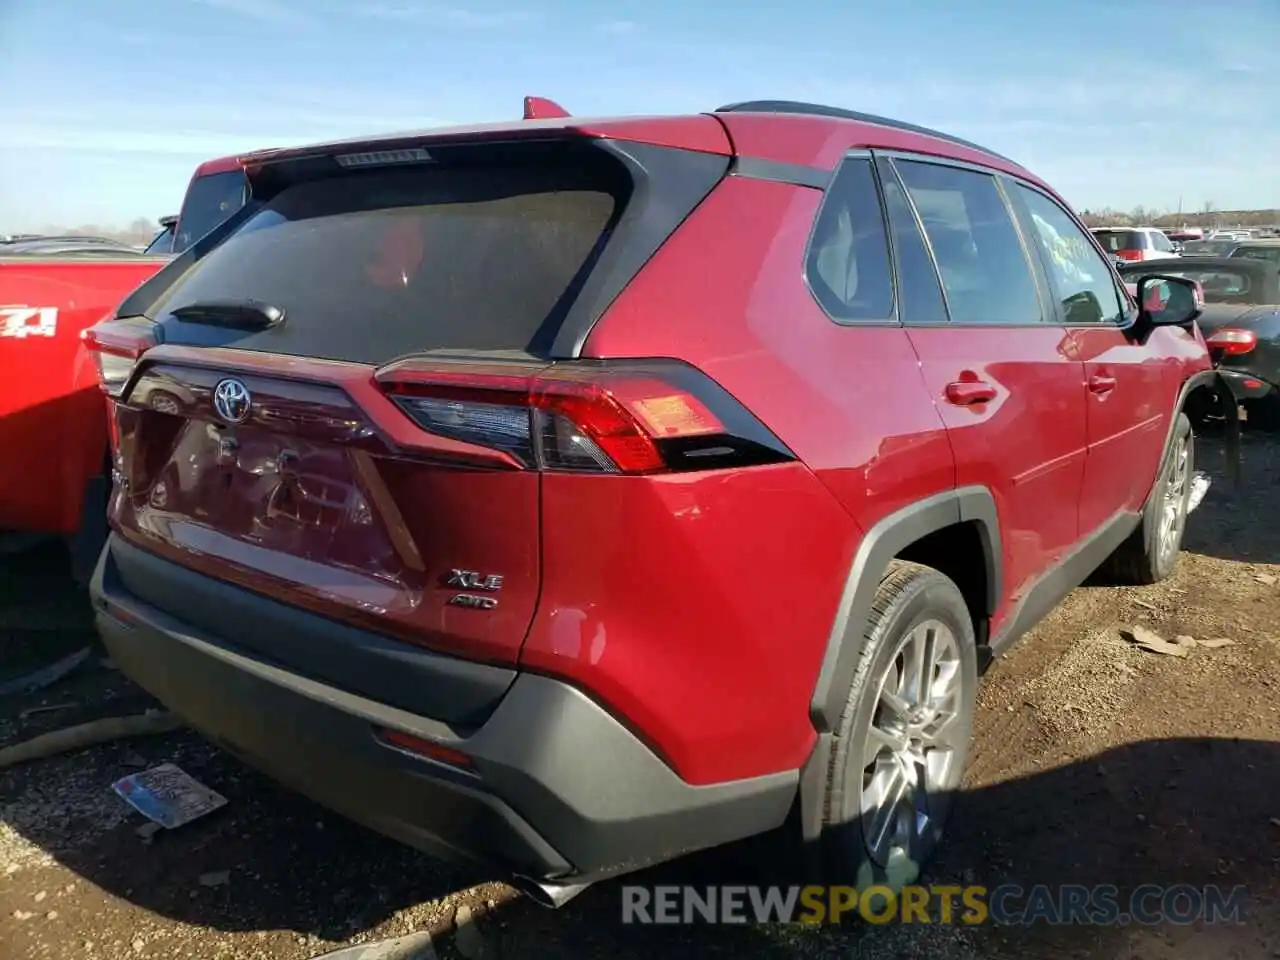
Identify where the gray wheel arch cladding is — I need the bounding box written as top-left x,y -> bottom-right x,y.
808,484 -> 1001,734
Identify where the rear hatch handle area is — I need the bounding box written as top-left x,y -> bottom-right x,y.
168,299 -> 285,331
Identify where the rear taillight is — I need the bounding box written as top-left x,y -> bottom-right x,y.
82,317 -> 160,398
1115,249 -> 1144,261
376,359 -> 795,475
1205,328 -> 1258,356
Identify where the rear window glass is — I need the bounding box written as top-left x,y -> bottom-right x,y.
154,163 -> 622,363
1091,230 -> 1146,252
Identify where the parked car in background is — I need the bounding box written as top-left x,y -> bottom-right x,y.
0,154 -> 250,578
1229,238 -> 1280,267
0,235 -> 138,256
1090,226 -> 1179,261
1182,238 -> 1239,257
144,216 -> 178,256
88,97 -> 1216,908
1118,256 -> 1280,427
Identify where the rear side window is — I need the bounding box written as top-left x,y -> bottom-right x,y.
876,158 -> 948,324
1150,231 -> 1175,253
893,160 -> 1043,324
153,162 -> 623,362
805,158 -> 894,321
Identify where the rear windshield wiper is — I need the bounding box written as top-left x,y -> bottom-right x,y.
168,299 -> 284,330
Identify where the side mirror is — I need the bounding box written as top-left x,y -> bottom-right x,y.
1133,274 -> 1203,340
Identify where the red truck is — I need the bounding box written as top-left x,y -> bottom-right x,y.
0,155 -> 251,579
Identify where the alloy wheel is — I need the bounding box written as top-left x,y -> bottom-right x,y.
1157,436 -> 1190,567
858,618 -> 967,868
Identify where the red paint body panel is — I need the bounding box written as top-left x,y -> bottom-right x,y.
522,465 -> 855,784
1072,324 -> 1209,527
904,326 -> 1087,627
0,257 -> 167,533
584,176 -> 956,528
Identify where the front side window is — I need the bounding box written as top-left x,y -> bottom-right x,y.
805,158 -> 894,322
894,160 -> 1043,324
1016,186 -> 1126,325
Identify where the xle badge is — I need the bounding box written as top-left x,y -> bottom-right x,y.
446,568 -> 504,611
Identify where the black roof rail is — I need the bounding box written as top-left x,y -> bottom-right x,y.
714,100 -> 1016,165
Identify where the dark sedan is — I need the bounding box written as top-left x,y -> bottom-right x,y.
1119,256 -> 1280,428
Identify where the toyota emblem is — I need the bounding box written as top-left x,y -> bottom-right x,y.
212,378 -> 252,424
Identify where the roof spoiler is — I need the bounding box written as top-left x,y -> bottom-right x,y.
523,96 -> 570,120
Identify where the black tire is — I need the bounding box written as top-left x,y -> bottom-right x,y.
820,560 -> 977,891
1099,412 -> 1194,586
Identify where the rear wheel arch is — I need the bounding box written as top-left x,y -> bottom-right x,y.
796,488 -> 1000,866
807,484 -> 1001,736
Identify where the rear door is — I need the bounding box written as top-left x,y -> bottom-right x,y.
1009,182 -> 1171,530
880,154 -> 1088,621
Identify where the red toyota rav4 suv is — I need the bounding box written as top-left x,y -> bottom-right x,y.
86,99 -> 1216,906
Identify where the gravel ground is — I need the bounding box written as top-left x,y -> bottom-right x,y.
3,424 -> 1280,959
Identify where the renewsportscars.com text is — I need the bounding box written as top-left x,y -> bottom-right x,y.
621,883 -> 1248,926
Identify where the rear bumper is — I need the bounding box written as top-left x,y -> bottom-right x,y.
1217,367 -> 1275,401
90,536 -> 796,882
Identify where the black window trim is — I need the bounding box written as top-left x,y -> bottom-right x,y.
873,149 -> 1053,329
1002,175 -> 1136,329
871,154 -> 954,325
801,149 -> 901,328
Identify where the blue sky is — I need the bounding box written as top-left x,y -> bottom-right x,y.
1,0 -> 1276,231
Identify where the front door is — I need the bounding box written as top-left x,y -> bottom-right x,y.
1008,182 -> 1171,533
